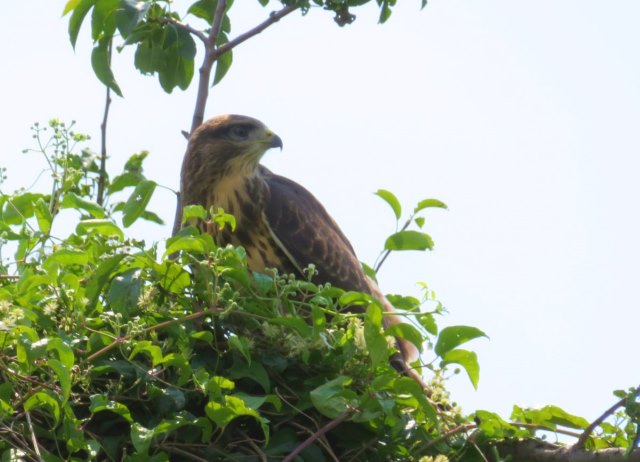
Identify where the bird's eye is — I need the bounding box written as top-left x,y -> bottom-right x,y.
231,125 -> 250,139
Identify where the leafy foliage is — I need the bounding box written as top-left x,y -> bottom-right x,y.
62,0 -> 419,96
2,122 -> 638,461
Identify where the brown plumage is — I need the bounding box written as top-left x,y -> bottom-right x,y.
178,114 -> 419,370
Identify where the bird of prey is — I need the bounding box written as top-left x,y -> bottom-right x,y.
178,114 -> 419,374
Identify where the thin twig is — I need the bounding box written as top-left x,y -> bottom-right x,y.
96,40 -> 113,207
575,386 -> 640,448
422,423 -> 476,451
215,5 -> 298,57
188,0 -> 227,135
84,307 -> 217,363
283,409 -> 357,462
238,430 -> 267,462
162,445 -> 209,462
24,411 -> 43,462
160,17 -> 208,44
289,421 -> 340,462
374,215 -> 412,273
208,0 -> 227,47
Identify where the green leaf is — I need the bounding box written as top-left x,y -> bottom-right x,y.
122,180 -> 156,227
106,268 -> 143,315
116,0 -> 150,38
511,405 -> 589,430
434,325 -> 487,357
34,198 -> 53,234
375,189 -> 401,220
163,235 -> 211,258
475,410 -> 522,438
379,2 -> 392,23
384,230 -> 433,251
47,359 -> 71,403
68,0 -> 96,48
310,376 -> 355,419
339,291 -> 371,307
414,198 -> 448,213
228,335 -> 251,365
91,38 -> 123,96
206,395 -> 270,442
44,248 -> 89,267
187,0 -> 216,23
441,349 -> 480,389
85,254 -> 126,306
61,192 -> 106,218
269,317 -> 311,337
182,204 -> 207,222
108,171 -> 143,193
63,0 -> 82,15
46,338 -> 75,369
418,313 -> 438,335
393,377 -> 438,423
212,49 -> 233,86
129,341 -> 163,366
153,261 -> 191,293
384,322 -> 423,354
365,303 -> 387,367
76,219 -> 124,240
91,0 -> 118,41
24,391 -> 61,427
130,423 -> 153,455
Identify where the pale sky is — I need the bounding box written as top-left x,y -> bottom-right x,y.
2,1 -> 639,424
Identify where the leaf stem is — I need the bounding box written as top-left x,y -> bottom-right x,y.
97,40 -> 113,207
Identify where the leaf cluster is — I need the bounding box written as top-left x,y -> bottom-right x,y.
62,0 -> 428,97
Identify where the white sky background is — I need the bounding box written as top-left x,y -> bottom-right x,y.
2,0 -> 639,423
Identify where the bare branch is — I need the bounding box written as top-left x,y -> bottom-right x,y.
215,5 -> 298,58
24,412 -> 43,462
160,17 -> 208,44
283,409 -> 357,462
174,4 -> 300,236
208,0 -> 227,47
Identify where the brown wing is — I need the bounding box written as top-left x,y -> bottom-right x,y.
261,167 -> 371,294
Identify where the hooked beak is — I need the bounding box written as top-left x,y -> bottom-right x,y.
267,132 -> 283,150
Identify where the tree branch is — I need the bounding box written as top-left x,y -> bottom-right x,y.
575,386 -> 640,449
215,5 -> 298,57
160,17 -> 208,44
283,409 -> 357,462
208,0 -> 227,47
495,439 -> 640,462
173,4 -> 300,237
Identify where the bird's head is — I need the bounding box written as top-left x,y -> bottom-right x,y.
185,114 -> 283,179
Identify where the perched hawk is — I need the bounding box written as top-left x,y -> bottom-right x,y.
178,114 -> 418,371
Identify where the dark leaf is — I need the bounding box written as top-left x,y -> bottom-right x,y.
91,38 -> 123,96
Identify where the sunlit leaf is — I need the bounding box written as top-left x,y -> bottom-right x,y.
441,349 -> 480,389
414,198 -> 448,213
434,325 -> 487,357
384,230 -> 433,251
375,189 -> 401,220
122,179 -> 156,227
